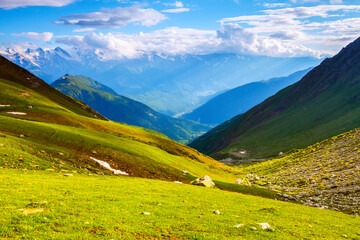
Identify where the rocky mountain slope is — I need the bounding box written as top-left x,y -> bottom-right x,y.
244,127 -> 360,215
183,68 -> 311,125
190,37 -> 360,160
51,74 -> 210,143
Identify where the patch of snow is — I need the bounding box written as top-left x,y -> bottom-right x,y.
6,112 -> 27,115
90,157 -> 129,176
0,104 -> 11,107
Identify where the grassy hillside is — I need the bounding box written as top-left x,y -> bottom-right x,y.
183,68 -> 310,125
0,56 -> 242,184
190,37 -> 360,160
0,56 -> 105,120
0,169 -> 359,239
52,74 -> 210,144
0,77 -> 237,182
243,127 -> 360,215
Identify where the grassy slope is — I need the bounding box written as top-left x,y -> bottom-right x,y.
243,127 -> 360,215
190,37 -> 360,160
0,169 -> 359,240
0,78 -> 237,183
52,75 -> 210,144
0,56 -> 105,120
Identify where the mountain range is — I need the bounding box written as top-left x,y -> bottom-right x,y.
51,74 -> 210,143
183,68 -> 312,125
190,37 -> 360,160
0,47 -> 321,116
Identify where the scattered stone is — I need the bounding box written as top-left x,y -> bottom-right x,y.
199,215 -> 202,218
258,223 -> 274,231
96,171 -> 104,175
174,181 -> 182,184
214,210 -> 220,215
233,224 -> 245,228
191,175 -> 215,188
85,222 -> 89,225
236,178 -> 243,184
182,170 -> 189,175
19,134 -> 25,138
63,174 -> 73,177
91,150 -> 97,154
0,144 -> 4,147
142,212 -> 151,215
22,209 -> 44,215
28,201 -> 47,207
279,152 -> 284,156
251,227 -> 257,230
58,152 -> 64,156
28,105 -> 33,109
183,200 -> 187,203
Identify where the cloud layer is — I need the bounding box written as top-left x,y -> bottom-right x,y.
12,32 -> 54,41
56,6 -> 167,28
0,0 -> 74,9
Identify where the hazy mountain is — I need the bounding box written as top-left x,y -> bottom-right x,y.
0,47 -> 321,115
51,74 -> 210,143
190,37 -> 360,160
182,68 -> 312,125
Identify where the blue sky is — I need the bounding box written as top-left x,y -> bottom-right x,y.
1,0 -> 360,59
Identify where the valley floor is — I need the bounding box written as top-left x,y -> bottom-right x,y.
0,169 -> 359,240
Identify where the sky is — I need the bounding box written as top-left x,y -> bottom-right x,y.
1,0 -> 360,59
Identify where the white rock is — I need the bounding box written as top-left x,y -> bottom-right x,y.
191,175 -> 215,188
233,224 -> 244,228
174,181 -> 182,184
258,223 -> 274,231
142,212 -> 151,215
236,178 -> 243,184
214,210 -> 220,215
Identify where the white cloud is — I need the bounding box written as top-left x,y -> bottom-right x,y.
72,28 -> 96,33
163,1 -> 184,8
0,0 -> 74,9
56,6 -> 167,29
330,0 -> 343,4
220,5 -> 360,53
12,32 -> 54,41
55,24 -> 321,60
216,23 -> 321,57
263,3 -> 289,8
162,8 -> 190,13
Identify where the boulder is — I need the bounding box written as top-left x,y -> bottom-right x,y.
191,175 -> 215,188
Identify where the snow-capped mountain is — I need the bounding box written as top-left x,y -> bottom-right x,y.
0,47 -> 322,115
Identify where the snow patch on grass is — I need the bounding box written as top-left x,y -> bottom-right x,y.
90,157 -> 129,176
6,112 -> 27,115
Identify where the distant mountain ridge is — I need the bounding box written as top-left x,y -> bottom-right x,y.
190,37 -> 360,160
0,47 -> 321,115
182,68 -> 312,125
51,74 -> 210,143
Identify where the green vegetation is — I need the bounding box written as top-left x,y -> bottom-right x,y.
1,169 -> 359,239
190,37 -> 360,160
52,74 -> 210,144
